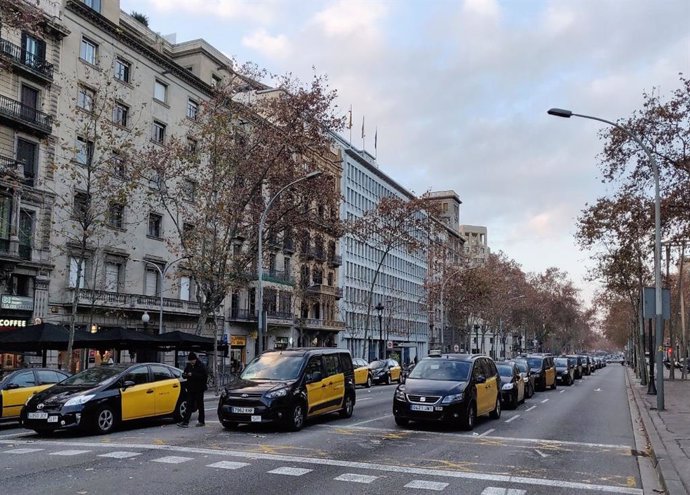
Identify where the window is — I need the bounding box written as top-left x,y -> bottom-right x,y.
73,191 -> 89,218
10,371 -> 35,387
114,57 -> 130,83
76,137 -> 93,165
113,102 -> 129,127
324,354 -> 341,377
0,196 -> 11,247
211,75 -> 221,88
37,370 -> 64,384
107,202 -> 124,228
18,210 -> 33,259
153,80 -> 167,102
151,365 -> 173,381
151,121 -> 166,144
77,86 -> 94,112
124,366 -> 150,385
145,268 -> 159,296
179,276 -> 191,301
21,33 -> 46,67
148,213 -> 162,238
68,257 -> 86,288
16,138 -> 37,184
110,152 -> 126,178
104,262 -> 120,292
186,99 -> 198,119
182,179 -> 196,202
186,138 -> 197,153
84,0 -> 101,12
80,37 -> 97,65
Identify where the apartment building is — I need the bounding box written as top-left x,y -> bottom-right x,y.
460,224 -> 489,264
0,0 -> 66,368
335,136 -> 429,364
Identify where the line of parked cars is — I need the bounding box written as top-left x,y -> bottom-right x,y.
392,351 -> 607,431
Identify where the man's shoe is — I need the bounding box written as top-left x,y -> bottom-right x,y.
178,422 -> 189,428
195,422 -> 205,427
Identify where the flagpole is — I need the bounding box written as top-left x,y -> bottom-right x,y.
361,116 -> 365,150
348,105 -> 353,145
374,127 -> 378,160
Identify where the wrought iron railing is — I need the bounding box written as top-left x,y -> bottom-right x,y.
64,288 -> 202,313
229,308 -> 257,321
0,94 -> 52,133
0,37 -> 54,80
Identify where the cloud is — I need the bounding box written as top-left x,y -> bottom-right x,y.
311,0 -> 388,38
242,29 -> 291,60
142,0 -> 280,24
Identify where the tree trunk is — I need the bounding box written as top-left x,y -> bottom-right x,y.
679,242 -> 686,380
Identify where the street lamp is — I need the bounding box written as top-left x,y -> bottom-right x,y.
548,107 -> 664,410
375,301 -> 384,359
133,256 -> 188,337
257,171 -> 322,356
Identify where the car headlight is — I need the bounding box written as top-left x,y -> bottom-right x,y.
64,394 -> 95,407
502,383 -> 514,391
25,394 -> 35,406
265,388 -> 288,399
394,386 -> 406,401
441,393 -> 463,404
220,389 -> 228,399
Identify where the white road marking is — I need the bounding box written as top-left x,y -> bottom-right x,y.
152,455 -> 193,464
559,390 -> 565,394
98,451 -> 141,459
207,460 -> 250,470
482,488 -> 526,495
1,439 -> 641,494
2,448 -> 43,454
595,388 -> 602,392
357,397 -> 373,401
334,473 -> 379,483
349,414 -> 392,426
0,431 -> 33,438
525,406 -> 537,412
50,450 -> 91,456
541,398 -> 549,403
405,480 -> 449,491
505,415 -> 520,423
535,449 -> 549,458
268,467 -> 312,476
478,428 -> 495,437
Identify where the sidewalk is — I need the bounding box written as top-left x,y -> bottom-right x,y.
627,367 -> 690,495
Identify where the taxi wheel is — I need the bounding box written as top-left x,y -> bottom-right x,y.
384,373 -> 391,385
489,396 -> 501,420
93,406 -> 116,434
394,416 -> 409,427
286,402 -> 306,432
460,402 -> 475,431
366,375 -> 372,388
174,399 -> 188,422
339,393 -> 354,418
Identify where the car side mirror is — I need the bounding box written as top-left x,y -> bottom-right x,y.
5,383 -> 20,390
475,375 -> 486,384
122,380 -> 135,389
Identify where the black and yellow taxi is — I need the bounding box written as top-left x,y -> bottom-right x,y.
496,361 -> 525,408
556,357 -> 576,386
1,368 -> 70,421
369,358 -> 402,384
352,358 -> 373,388
217,348 -> 356,431
392,354 -> 501,431
526,354 -> 557,391
21,363 -> 187,435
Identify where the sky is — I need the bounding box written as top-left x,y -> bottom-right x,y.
121,0 -> 690,308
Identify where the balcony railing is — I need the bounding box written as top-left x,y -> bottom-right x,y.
306,284 -> 337,296
300,318 -> 346,330
0,37 -> 54,81
0,154 -> 34,186
229,308 -> 257,321
327,254 -> 342,267
266,310 -> 294,320
0,94 -> 52,134
64,288 -> 202,314
263,269 -> 295,285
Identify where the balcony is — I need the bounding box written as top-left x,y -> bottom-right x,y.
0,94 -> 52,135
299,246 -> 314,260
263,269 -> 295,286
0,37 -> 54,83
335,287 -> 343,299
300,318 -> 346,331
327,254 -> 342,267
266,310 -> 294,321
0,154 -> 34,186
229,308 -> 257,321
63,288 -> 202,315
306,284 -> 337,296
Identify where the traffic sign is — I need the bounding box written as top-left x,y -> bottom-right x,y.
387,340 -> 393,349
453,344 -> 460,352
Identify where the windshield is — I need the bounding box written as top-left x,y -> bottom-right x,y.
514,362 -> 527,373
241,354 -> 304,381
61,367 -> 122,387
369,360 -> 386,369
555,358 -> 569,366
408,360 -> 470,381
497,365 -> 514,377
527,358 -> 543,369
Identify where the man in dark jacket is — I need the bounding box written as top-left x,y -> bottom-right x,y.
179,352 -> 207,427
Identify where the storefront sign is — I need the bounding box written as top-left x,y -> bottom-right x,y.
1,295 -> 34,311
0,319 -> 28,328
231,336 -> 246,346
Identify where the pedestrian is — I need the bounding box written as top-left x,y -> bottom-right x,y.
179,352 -> 208,428
16,355 -> 28,368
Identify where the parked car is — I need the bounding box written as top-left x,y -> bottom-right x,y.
22,363 -> 186,435
369,359 -> 401,385
392,354 -> 501,431
555,357 -> 575,386
1,368 -> 70,422
526,355 -> 557,391
400,362 -> 416,384
566,355 -> 584,379
217,348 -> 356,431
352,358 -> 373,388
580,355 -> 593,375
512,359 -> 535,398
496,362 -> 525,409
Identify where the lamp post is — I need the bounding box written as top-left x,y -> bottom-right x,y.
134,256 -> 188,337
257,171 -> 322,357
548,107 -> 664,410
139,311 -> 150,363
375,301 -> 384,359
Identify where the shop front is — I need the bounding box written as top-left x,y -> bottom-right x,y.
229,335 -> 247,372
0,295 -> 35,369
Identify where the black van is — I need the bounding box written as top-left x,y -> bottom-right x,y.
217,348 -> 356,431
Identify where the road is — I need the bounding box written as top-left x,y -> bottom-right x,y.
0,365 -> 645,494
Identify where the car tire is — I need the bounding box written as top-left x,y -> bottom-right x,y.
221,421 -> 238,430
339,394 -> 354,418
286,402 -> 306,432
394,416 -> 409,427
460,402 -> 475,431
384,373 -> 391,385
366,375 -> 372,388
173,398 -> 188,422
489,396 -> 501,420
93,405 -> 117,435
32,428 -> 53,437
551,380 -> 557,390
528,383 -> 534,398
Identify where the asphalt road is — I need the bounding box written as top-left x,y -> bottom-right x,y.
0,365 -> 645,495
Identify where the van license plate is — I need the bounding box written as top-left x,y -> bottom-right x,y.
231,407 -> 254,414
250,415 -> 262,422
28,412 -> 48,420
410,405 -> 434,412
